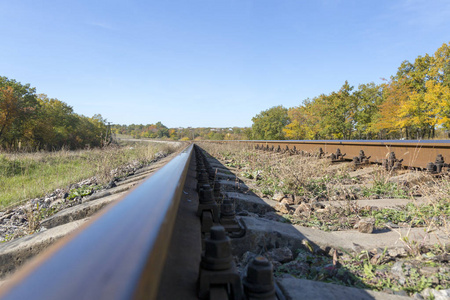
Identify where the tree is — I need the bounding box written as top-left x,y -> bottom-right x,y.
0,86 -> 21,142
353,83 -> 383,139
424,80 -> 450,131
0,77 -> 39,148
283,105 -> 317,140
311,81 -> 357,139
251,106 -> 289,140
433,42 -> 450,88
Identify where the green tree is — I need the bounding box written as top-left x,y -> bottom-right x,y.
0,77 -> 39,148
251,106 -> 289,140
353,83 -> 384,139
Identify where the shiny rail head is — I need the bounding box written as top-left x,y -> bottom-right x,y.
0,144 -> 194,300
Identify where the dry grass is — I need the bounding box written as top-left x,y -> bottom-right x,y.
0,142 -> 180,208
197,141 -> 450,295
197,141 -> 450,233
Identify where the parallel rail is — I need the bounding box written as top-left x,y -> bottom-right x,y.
214,140 -> 450,169
0,144 -> 194,300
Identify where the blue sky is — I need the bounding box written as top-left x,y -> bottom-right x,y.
1,0 -> 449,128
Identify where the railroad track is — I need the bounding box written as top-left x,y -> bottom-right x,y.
211,140 -> 450,172
0,140 -> 448,299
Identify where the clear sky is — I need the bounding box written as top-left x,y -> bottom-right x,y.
1,0 -> 449,128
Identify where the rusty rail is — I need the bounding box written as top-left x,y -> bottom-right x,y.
211,140 -> 450,170
0,144 -> 194,300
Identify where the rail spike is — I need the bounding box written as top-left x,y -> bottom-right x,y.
220,198 -> 246,238
427,154 -> 449,174
243,256 -> 277,300
382,151 -> 403,171
197,185 -> 220,233
353,150 -> 371,168
198,226 -> 244,300
318,148 -> 324,159
330,148 -> 346,161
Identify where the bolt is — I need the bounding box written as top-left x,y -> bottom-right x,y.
201,226 -> 232,271
221,198 -> 235,218
199,186 -> 215,204
244,256 -> 276,299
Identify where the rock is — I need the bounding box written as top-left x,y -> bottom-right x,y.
287,194 -> 295,204
274,203 -> 290,214
272,192 -> 285,202
356,218 -> 375,234
420,266 -> 439,276
294,203 -> 310,216
49,199 -> 63,208
391,261 -> 406,285
266,247 -> 293,263
282,197 -> 294,206
387,248 -> 407,257
294,196 -> 306,205
413,292 -> 424,299
369,253 -> 381,265
421,288 -> 450,300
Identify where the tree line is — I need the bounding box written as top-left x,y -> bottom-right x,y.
0,76 -> 108,150
112,124 -> 249,141
251,42 -> 450,140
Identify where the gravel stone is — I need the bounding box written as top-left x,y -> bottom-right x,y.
266,247 -> 294,263
356,217 -> 375,234
272,192 -> 285,202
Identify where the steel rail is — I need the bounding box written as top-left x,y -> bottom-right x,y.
209,140 -> 450,169
0,144 -> 194,300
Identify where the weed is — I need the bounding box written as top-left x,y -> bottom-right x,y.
362,178 -> 407,198
0,142 -> 180,208
67,185 -> 102,200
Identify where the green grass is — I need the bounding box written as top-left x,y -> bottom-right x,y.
0,142 -> 178,208
361,178 -> 407,198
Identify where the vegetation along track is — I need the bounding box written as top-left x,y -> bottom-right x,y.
0,140 -> 449,299
212,140 -> 450,172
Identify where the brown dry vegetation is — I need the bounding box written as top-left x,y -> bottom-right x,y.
0,141 -> 180,208
197,141 -> 450,297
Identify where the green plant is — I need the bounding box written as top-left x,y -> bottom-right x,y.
67,185 -> 102,200
362,178 -> 407,198
0,142 -> 178,208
